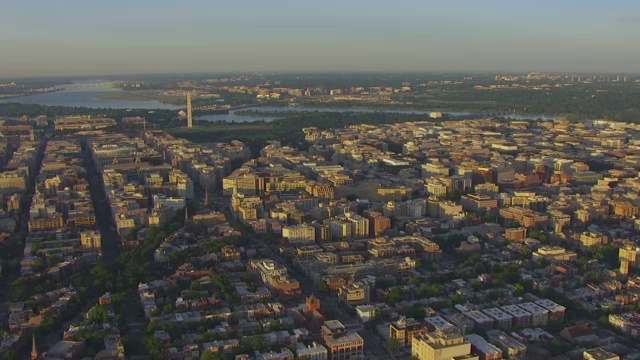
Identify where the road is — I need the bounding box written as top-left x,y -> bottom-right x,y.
1,135 -> 47,298
80,140 -> 121,261
81,140 -> 150,357
0,135 -> 47,357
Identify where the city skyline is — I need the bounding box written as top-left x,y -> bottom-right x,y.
2,0 -> 640,77
4,3 -> 640,356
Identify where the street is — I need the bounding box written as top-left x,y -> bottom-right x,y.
81,140 -> 121,261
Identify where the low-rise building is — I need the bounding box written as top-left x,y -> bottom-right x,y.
465,334 -> 503,360
321,320 -> 364,360
517,303 -> 548,326
609,312 -> 640,339
482,308 -> 512,330
296,342 -> 328,360
535,299 -> 566,322
533,246 -> 577,262
500,305 -> 531,328
464,310 -> 495,331
485,330 -> 526,359
583,348 -> 620,360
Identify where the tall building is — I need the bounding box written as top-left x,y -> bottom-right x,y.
186,92 -> 193,128
619,244 -> 640,275
364,210 -> 391,236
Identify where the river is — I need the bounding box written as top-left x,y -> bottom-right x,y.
0,80 -> 181,110
0,80 -> 557,122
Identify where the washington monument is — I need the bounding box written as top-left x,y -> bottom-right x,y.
186,92 -> 193,128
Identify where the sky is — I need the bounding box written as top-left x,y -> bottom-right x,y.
2,0 -> 640,77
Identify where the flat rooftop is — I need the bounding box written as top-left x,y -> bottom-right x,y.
517,302 -> 549,315
482,308 -> 513,321
464,310 -> 494,322
535,299 -> 566,312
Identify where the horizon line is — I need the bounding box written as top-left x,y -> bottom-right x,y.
2,70 -> 640,81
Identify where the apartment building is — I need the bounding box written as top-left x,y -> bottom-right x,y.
535,299 -> 566,322
500,305 -> 531,328
464,311 -> 495,331
482,308 -> 513,330
0,170 -> 27,195
296,342 -> 328,360
283,224 -> 316,244
609,312 -> 640,339
579,231 -> 608,248
363,210 -> 391,236
80,230 -> 102,253
517,303 -> 549,326
389,317 -> 427,346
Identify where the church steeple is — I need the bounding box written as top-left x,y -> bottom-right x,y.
305,293 -> 321,313
204,188 -> 209,209
31,334 -> 38,360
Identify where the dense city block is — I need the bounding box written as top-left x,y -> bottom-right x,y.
1,110 -> 640,360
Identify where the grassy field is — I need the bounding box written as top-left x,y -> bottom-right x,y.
167,124 -> 273,141
167,124 -> 277,156
166,110 -> 441,157
94,91 -> 184,105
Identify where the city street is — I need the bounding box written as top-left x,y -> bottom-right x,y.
81,140 -> 121,261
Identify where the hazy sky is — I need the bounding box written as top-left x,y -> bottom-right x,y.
2,0 -> 640,77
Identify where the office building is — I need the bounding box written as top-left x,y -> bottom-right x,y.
411,329 -> 478,360
461,194 -> 498,214
321,320 -> 364,360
